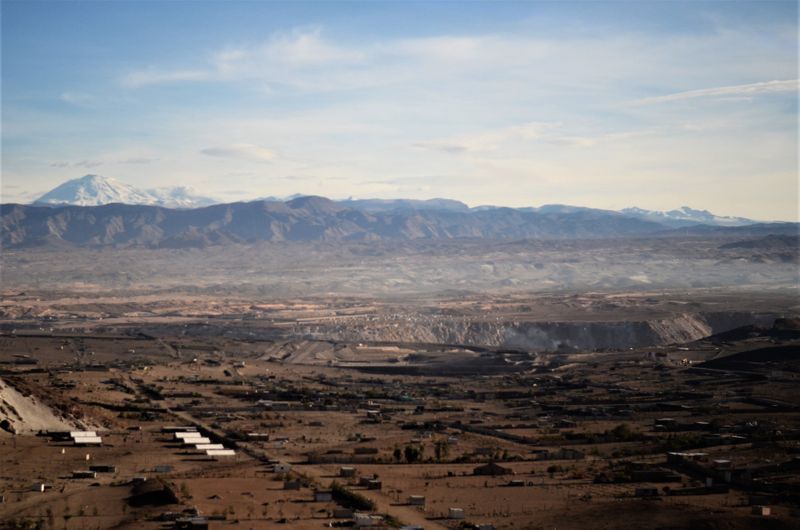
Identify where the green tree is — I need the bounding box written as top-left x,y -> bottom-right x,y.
404,445 -> 422,463
434,440 -> 449,462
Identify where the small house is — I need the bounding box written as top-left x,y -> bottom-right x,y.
408,495 -> 425,506
340,466 -> 356,477
314,490 -> 333,502
333,507 -> 353,518
449,507 -> 465,520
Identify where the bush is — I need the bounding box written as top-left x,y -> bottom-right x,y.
331,481 -> 375,511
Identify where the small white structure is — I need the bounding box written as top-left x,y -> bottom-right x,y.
175,432 -> 203,440
183,437 -> 211,445
73,436 -> 102,446
206,449 -> 236,456
449,508 -> 465,520
195,444 -> 225,450
70,430 -> 102,446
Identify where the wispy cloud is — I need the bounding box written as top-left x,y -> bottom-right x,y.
122,68 -> 209,88
123,27 -> 365,88
119,157 -> 158,165
634,79 -> 798,105
49,159 -> 103,168
200,143 -> 276,162
412,122 -> 624,154
59,92 -> 93,105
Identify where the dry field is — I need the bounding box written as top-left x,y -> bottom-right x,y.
0,300 -> 798,529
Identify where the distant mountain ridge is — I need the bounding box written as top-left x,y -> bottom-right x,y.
33,174 -> 217,209
2,196 -> 796,249
621,206 -> 755,227
30,175 -> 767,229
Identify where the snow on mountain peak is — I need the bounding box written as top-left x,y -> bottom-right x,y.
621,206 -> 755,227
33,175 -> 218,209
34,174 -> 155,206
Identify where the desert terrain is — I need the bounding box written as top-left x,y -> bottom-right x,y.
0,234 -> 798,529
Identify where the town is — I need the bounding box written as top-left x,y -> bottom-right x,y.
1,307 -> 798,529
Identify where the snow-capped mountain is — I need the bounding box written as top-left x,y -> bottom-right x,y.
34,174 -> 153,206
621,206 -> 756,227
145,186 -> 217,209
33,175 -> 218,209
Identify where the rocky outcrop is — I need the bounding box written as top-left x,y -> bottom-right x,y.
303,311 -> 779,351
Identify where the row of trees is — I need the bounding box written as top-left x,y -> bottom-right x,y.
392,440 -> 451,463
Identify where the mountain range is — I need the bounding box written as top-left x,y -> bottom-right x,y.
3,195 -> 796,249
30,175 -> 764,227
3,174 -> 793,249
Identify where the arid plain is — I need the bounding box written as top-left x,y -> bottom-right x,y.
1,236 -> 798,530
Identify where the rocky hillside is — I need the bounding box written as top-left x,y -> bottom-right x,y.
2,197 -> 672,248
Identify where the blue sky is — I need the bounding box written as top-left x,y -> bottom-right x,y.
2,0 -> 797,219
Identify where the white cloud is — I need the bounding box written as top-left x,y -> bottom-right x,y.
123,27 -> 366,89
412,122 -> 627,154
256,26 -> 366,66
200,144 -> 276,162
634,79 -> 798,105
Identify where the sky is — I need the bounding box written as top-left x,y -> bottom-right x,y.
1,0 -> 798,220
